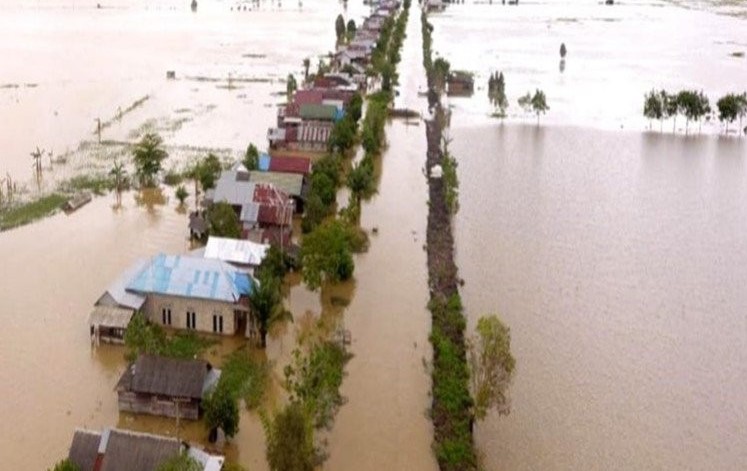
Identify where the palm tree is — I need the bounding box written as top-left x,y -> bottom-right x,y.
302,57 -> 311,82
30,147 -> 44,180
132,133 -> 168,187
249,273 -> 292,348
110,160 -> 127,203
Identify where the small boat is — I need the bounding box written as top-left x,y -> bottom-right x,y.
63,192 -> 92,213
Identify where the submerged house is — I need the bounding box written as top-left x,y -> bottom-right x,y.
447,70 -> 475,96
89,259 -> 149,344
127,254 -> 254,336
67,427 -> 224,471
116,354 -> 220,420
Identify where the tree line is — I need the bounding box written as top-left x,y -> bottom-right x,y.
643,89 -> 747,135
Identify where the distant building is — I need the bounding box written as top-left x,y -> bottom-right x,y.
116,354 -> 220,420
447,70 -> 475,96
67,427 -> 224,471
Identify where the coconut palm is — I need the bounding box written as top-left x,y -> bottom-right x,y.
109,160 -> 128,203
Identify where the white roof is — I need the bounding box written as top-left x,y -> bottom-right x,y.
96,259 -> 148,310
204,236 -> 269,267
89,305 -> 134,328
189,447 -> 225,471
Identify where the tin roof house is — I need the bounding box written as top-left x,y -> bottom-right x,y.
116,354 -> 221,420
67,427 -> 224,471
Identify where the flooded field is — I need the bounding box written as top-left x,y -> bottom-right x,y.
431,1 -> 747,470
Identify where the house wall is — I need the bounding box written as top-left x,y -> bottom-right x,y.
118,391 -> 200,420
142,294 -> 238,336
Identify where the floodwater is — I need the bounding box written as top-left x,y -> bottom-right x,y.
430,1 -> 747,470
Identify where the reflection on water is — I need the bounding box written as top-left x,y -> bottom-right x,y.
452,124 -> 747,471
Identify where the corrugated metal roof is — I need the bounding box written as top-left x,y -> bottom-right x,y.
89,306 -> 134,328
267,155 -> 311,175
293,89 -> 324,106
119,354 -> 211,399
240,202 -> 260,223
127,254 -> 252,302
299,104 -> 338,120
96,259 -> 148,310
204,236 -> 269,266
212,171 -> 256,206
250,171 -> 305,197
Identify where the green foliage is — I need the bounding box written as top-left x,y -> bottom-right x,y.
433,57 -> 451,92
186,153 -> 222,197
61,174 -> 113,196
468,315 -> 515,420
48,459 -> 80,471
328,116 -> 357,154
132,132 -> 168,187
346,19 -> 357,40
123,312 -> 213,361
264,402 -> 319,471
258,244 -> 293,279
299,219 -> 356,289
162,168 -> 184,187
348,93 -> 363,123
154,453 -> 202,471
243,144 -> 260,171
301,154 -> 341,233
429,294 -> 477,471
716,92 -> 746,134
302,58 -> 311,81
530,89 -> 549,123
109,160 -> 129,195
284,341 -> 352,429
250,270 -> 292,348
219,349 -> 270,410
335,14 -> 346,41
287,74 -> 298,102
175,185 -> 189,205
0,193 -> 67,231
643,89 -> 664,126
204,383 -> 240,439
207,201 -> 242,239
488,72 -> 508,117
347,158 -> 376,201
442,144 -> 459,215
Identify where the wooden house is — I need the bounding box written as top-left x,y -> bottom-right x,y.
116,354 -> 220,420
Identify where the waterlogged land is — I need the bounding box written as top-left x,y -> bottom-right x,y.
427,1 -> 747,471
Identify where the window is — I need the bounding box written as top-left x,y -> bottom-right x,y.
186,310 -> 196,330
212,314 -> 224,334
161,307 -> 172,325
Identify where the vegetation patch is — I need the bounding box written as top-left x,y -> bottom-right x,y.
0,193 -> 67,231
123,312 -> 215,362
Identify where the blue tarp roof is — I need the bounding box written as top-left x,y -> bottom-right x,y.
127,254 -> 252,302
258,153 -> 271,172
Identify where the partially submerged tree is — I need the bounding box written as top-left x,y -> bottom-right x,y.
432,57 -> 451,93
530,89 -> 549,125
299,219 -> 356,289
207,201 -> 241,239
643,89 -> 664,131
468,315 -> 516,420
716,93 -> 740,134
132,133 -> 168,187
335,14 -> 346,42
250,271 -> 292,348
48,459 -> 80,471
488,71 -> 508,117
109,160 -> 128,202
346,19 -> 357,41
287,74 -> 298,102
204,384 -> 240,441
243,143 -> 260,171
663,91 -> 679,134
264,402 -> 318,471
175,185 -> 189,205
559,42 -> 567,58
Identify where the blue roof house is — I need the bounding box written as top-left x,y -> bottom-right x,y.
124,254 -> 257,338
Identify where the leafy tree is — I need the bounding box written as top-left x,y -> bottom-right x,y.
488,72 -> 508,117
517,91 -> 532,113
347,158 -> 375,201
264,402 -> 318,471
530,89 -> 549,125
175,185 -> 189,205
676,90 -> 702,135
697,90 -> 712,134
432,57 -> 451,93
258,244 -> 292,280
643,89 -> 664,131
716,93 -> 740,134
310,171 -> 337,207
468,315 -> 516,420
559,42 -> 567,58
204,384 -> 240,440
346,19 -> 357,41
207,201 -> 242,238
250,271 -> 292,348
299,219 -> 356,289
244,143 -> 260,170
155,454 -> 202,471
662,91 -> 679,134
284,342 -> 352,429
192,153 -> 222,191
328,117 -> 356,153
301,192 -> 328,233
48,459 -> 80,471
302,58 -> 311,82
287,74 -> 298,102
737,92 -> 747,135
335,14 -> 346,42
132,132 -> 168,187
109,160 -> 128,202
348,93 -> 363,123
